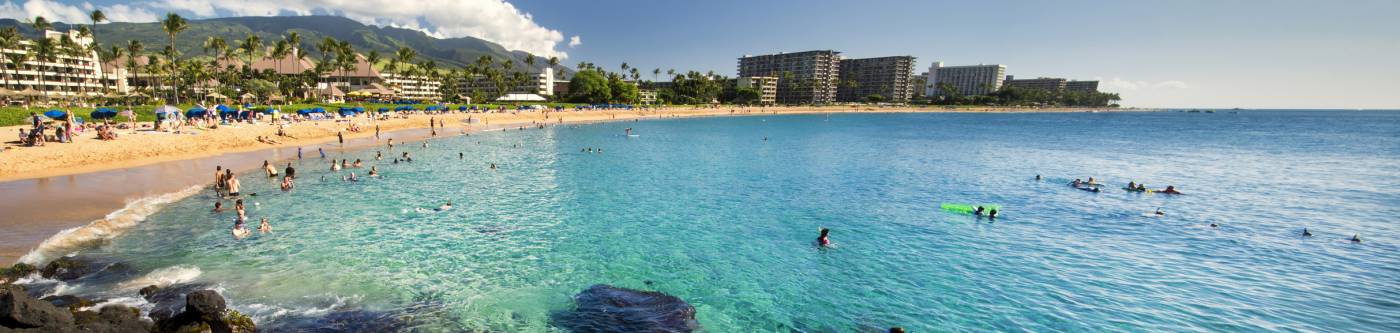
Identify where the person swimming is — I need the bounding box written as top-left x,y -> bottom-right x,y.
816,228 -> 831,247
1035,174 -> 1041,181
1070,179 -> 1083,187
974,206 -> 986,216
1210,223 -> 1220,228
1154,208 -> 1165,216
376,151 -> 383,160
1128,181 -> 1137,189
988,209 -> 998,219
232,221 -> 250,239
1351,234 -> 1361,243
369,166 -> 379,177
353,159 -> 362,168
331,160 -> 342,171
459,152 -> 464,159
344,172 -> 359,182
1302,228 -> 1313,237
258,218 -> 272,233
1158,186 -> 1182,194
280,176 -> 294,191
212,201 -> 224,212
490,163 -> 497,170
435,201 -> 453,211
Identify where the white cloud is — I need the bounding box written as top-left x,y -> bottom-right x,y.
568,35 -> 581,47
148,0 -> 573,59
0,0 -> 158,24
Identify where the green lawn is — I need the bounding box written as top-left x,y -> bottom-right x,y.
0,102 -> 589,127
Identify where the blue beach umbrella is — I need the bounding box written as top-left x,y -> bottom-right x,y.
43,110 -> 66,118
378,107 -> 389,112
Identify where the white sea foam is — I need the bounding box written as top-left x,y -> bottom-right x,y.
118,265 -> 203,290
18,186 -> 204,265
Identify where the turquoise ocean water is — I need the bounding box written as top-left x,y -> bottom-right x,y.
27,111 -> 1400,331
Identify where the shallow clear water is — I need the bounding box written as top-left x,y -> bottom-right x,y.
50,111 -> 1400,331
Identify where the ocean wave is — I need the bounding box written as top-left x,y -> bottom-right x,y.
18,186 -> 204,265
118,265 -> 203,290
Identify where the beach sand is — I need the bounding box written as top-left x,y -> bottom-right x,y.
0,105 -> 1122,263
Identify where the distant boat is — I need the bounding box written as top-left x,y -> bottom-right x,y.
1206,109 -> 1216,113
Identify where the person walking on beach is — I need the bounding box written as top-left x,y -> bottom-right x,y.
338,131 -> 344,144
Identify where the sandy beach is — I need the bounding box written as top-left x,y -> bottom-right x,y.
0,105 -> 1122,264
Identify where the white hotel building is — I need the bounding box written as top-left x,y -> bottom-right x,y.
1,30 -> 127,99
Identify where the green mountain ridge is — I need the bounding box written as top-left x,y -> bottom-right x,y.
0,15 -> 563,74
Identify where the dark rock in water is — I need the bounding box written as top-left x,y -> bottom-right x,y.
0,284 -> 74,329
41,295 -> 97,311
139,285 -> 160,298
144,283 -> 212,322
40,256 -> 118,282
0,263 -> 38,284
552,284 -> 698,333
154,289 -> 256,333
73,305 -> 152,333
68,262 -> 139,287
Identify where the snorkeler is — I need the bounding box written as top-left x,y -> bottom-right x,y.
1302,228 -> 1312,237
435,201 -> 453,211
1158,186 -> 1182,194
988,209 -> 998,219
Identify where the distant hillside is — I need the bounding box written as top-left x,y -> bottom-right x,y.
0,15 -> 564,75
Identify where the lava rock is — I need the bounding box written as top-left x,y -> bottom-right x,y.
0,263 -> 37,284
73,305 -> 152,333
155,289 -> 255,333
552,284 -> 698,333
39,256 -> 105,281
144,283 -> 211,322
0,284 -> 74,329
40,295 -> 95,311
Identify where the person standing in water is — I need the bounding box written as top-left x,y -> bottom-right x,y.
816,228 -> 831,247
263,161 -> 278,178
213,166 -> 225,194
285,163 -> 296,179
258,218 -> 272,233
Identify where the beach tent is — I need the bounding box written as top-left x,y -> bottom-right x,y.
153,105 -> 181,116
496,93 -> 547,102
377,107 -> 389,112
313,107 -> 326,113
43,110 -> 66,118
354,107 -> 365,112
215,104 -> 232,112
185,108 -> 208,118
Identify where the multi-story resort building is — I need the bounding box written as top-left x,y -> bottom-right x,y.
737,50 -> 840,104
736,76 -> 777,105
381,73 -> 442,101
1002,75 -> 1100,93
923,62 -> 1006,97
453,67 -> 555,101
1003,76 -> 1067,91
1065,80 -> 1099,92
1,30 -> 122,100
837,56 -> 916,103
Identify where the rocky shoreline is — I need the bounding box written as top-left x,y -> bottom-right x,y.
4,257 -> 701,332
2,257 -> 255,333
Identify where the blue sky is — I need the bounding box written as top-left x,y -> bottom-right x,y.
4,0 -> 1397,108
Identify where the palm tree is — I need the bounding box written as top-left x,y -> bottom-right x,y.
88,9 -> 105,54
0,27 -> 21,90
395,47 -> 416,71
523,53 -> 535,70
365,51 -> 380,71
160,13 -> 188,104
29,37 -> 57,101
125,40 -> 143,94
238,34 -> 262,73
652,68 -> 660,85
59,35 -> 88,99
547,56 -> 560,79
270,40 -> 290,74
105,45 -> 123,92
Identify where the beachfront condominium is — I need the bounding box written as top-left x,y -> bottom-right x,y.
736,76 -> 778,105
2,29 -> 124,100
1003,76 -> 1067,91
924,62 -> 1006,97
737,50 -> 840,104
381,73 -> 443,101
837,56 -> 917,103
1066,80 -> 1099,92
454,67 -> 556,101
